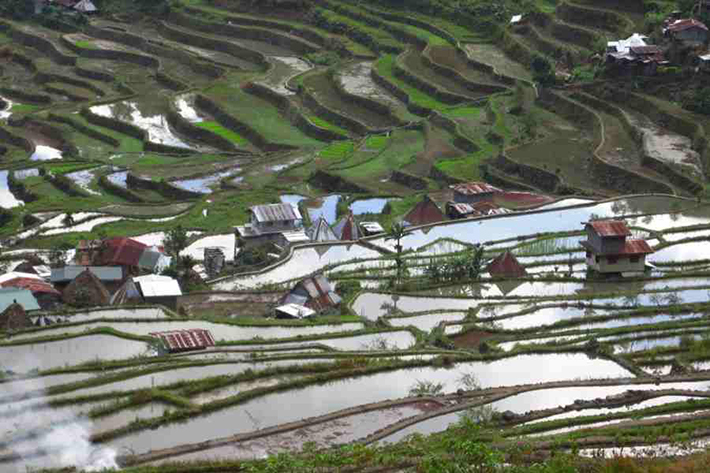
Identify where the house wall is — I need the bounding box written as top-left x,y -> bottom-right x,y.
586,229 -> 625,255
587,253 -> 646,273
145,296 -> 179,311
675,28 -> 708,43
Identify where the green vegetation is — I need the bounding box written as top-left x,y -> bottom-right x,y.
196,121 -> 248,145
319,140 -> 354,160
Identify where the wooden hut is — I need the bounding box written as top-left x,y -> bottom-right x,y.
0,302 -> 31,332
62,268 -> 111,307
403,195 -> 445,227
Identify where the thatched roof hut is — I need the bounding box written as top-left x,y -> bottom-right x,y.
0,303 -> 31,331
62,268 -> 111,307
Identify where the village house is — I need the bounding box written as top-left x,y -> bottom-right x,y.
0,287 -> 40,314
0,271 -> 61,310
665,18 -> 709,45
281,274 -> 341,314
451,182 -> 501,205
333,212 -> 361,240
402,195 -> 445,227
580,220 -> 654,274
0,302 -> 32,332
235,203 -> 307,249
308,216 -> 338,243
699,53 -> 710,71
51,265 -> 124,293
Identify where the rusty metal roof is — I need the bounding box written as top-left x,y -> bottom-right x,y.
333,212 -> 360,240
619,239 -> 654,255
250,203 -> 302,223
451,182 -> 500,196
448,202 -> 478,215
151,329 -> 215,352
630,46 -> 663,54
0,278 -> 60,295
487,251 -> 527,278
667,18 -> 708,32
586,220 -> 631,237
403,197 -> 444,226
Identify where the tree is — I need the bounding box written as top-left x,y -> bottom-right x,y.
164,225 -> 189,261
531,55 -> 555,86
62,212 -> 75,228
386,222 -> 409,282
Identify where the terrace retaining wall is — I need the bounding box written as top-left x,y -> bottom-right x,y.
166,107 -> 237,152
327,70 -> 402,125
155,72 -> 188,92
492,154 -> 562,193
0,126 -> 33,153
394,50 -> 472,105
359,5 -> 458,46
556,2 -> 630,32
421,45 -> 508,96
429,111 -> 480,153
195,94 -> 297,152
47,113 -> 120,148
301,86 -> 370,136
7,170 -> 38,203
159,20 -> 269,71
308,169 -> 368,193
0,87 -> 51,105
74,66 -> 114,82
168,11 -> 317,55
390,170 -> 428,190
10,52 -> 37,72
80,107 -> 146,140
97,175 -> 145,203
61,36 -> 159,69
43,172 -> 88,198
35,72 -> 106,97
126,172 -> 202,200
370,67 -> 431,117
25,119 -> 79,157
244,82 -> 346,142
2,24 -> 77,66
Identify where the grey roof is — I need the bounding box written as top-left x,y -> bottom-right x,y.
137,248 -> 163,271
308,217 -> 338,242
0,288 -> 40,312
51,266 -> 123,283
250,203 -> 302,223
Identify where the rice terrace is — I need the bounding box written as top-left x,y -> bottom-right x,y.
5,0 -> 710,471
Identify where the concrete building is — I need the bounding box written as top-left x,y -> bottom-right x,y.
235,203 -> 306,249
581,220 -> 654,274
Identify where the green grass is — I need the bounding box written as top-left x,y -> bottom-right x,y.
318,7 -> 403,51
446,106 -> 483,118
375,55 -> 453,112
74,40 -> 97,50
394,22 -> 450,46
307,114 -> 349,137
10,104 -> 40,114
319,140 -> 354,160
364,135 -> 389,150
196,121 -> 248,145
338,129 -> 425,181
43,162 -> 98,175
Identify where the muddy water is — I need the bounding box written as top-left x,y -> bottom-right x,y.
257,56 -> 312,96
30,145 -> 62,161
214,244 -> 382,290
90,102 -> 192,148
13,168 -> 39,180
66,169 -> 101,195
0,335 -> 154,373
106,170 -> 128,188
627,110 -> 703,177
172,170 -> 235,194
349,197 -> 398,215
387,312 -> 465,332
15,320 -> 365,342
369,196 -> 706,252
0,170 -> 23,209
174,95 -> 203,123
353,293 -> 476,320
106,354 -> 630,455
304,194 -> 340,224
338,61 -> 400,106
93,403 -> 168,435
183,234 -> 236,261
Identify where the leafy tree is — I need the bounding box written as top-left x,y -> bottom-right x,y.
62,212 -> 75,228
164,225 -> 189,260
531,54 -> 555,86
1,0 -> 34,20
386,222 -> 409,281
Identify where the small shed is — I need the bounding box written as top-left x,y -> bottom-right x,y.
0,288 -> 40,314
486,251 -> 527,278
666,18 -> 709,44
308,216 -> 338,243
283,274 -> 342,313
0,302 -> 32,332
151,329 -> 215,353
446,202 -> 477,219
73,0 -> 97,12
133,275 -> 182,310
333,212 -> 361,240
402,195 -> 445,227
275,303 -> 316,319
62,269 -> 111,307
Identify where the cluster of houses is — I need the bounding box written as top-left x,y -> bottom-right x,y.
606,16 -> 709,75
34,0 -> 98,14
0,236 -> 183,331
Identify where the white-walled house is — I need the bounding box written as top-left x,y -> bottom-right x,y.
581,220 -> 653,274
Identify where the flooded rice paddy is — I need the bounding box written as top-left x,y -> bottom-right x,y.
0,170 -> 23,209
30,145 -> 63,161
257,56 -> 312,96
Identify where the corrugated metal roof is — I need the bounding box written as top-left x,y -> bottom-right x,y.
281,231 -> 310,243
308,217 -> 338,242
51,266 -> 123,282
134,275 -> 182,297
0,272 -> 44,284
360,222 -> 384,235
448,202 -> 477,215
451,182 -> 500,196
619,239 -> 654,255
137,248 -> 163,271
276,303 -> 315,318
99,237 -> 149,267
151,329 -> 215,352
250,203 -> 301,223
333,213 -> 360,240
586,220 -> 631,237
0,278 -> 60,295
0,288 -> 40,312
667,18 -> 708,32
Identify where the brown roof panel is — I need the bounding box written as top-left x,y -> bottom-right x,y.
667,18 -> 708,32
619,239 -> 654,255
0,278 -> 60,295
451,182 -> 500,196
486,251 -> 527,278
586,220 -> 631,237
403,197 -> 445,226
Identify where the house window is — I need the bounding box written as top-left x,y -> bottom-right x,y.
608,256 -> 618,264
630,256 -> 640,263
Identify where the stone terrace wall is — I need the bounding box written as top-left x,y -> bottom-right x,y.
370,66 -> 431,117
1,23 -> 77,66
126,172 -> 202,200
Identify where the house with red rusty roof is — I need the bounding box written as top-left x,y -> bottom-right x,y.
403,195 -> 445,227
281,274 -> 342,314
487,251 -> 527,278
451,182 -> 500,205
77,237 -> 166,276
333,212 -> 361,241
0,272 -> 61,310
665,18 -> 708,44
581,220 -> 654,274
